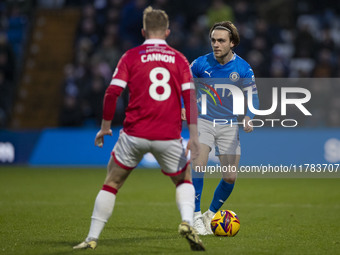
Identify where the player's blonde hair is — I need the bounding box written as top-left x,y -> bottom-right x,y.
209,21 -> 240,48
143,6 -> 169,34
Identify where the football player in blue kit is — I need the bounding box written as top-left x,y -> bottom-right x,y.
182,21 -> 260,235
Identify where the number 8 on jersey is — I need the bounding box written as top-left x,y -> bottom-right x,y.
149,67 -> 171,101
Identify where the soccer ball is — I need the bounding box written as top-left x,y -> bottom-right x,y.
210,210 -> 240,236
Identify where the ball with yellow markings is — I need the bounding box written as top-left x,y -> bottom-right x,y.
210,210 -> 240,236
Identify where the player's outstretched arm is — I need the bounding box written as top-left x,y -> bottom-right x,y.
95,120 -> 113,147
242,116 -> 253,133
244,88 -> 259,133
188,124 -> 200,160
95,81 -> 124,147
181,108 -> 186,121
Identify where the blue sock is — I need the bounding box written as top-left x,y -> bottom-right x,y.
192,171 -> 205,212
209,179 -> 235,213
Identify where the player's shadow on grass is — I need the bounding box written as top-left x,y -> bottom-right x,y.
38,227 -> 185,255
40,236 -> 184,255
108,225 -> 174,234
99,236 -> 185,254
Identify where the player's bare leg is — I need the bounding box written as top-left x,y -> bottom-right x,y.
191,143 -> 211,235
202,154 -> 240,234
73,157 -> 132,249
104,156 -> 132,189
170,165 -> 205,251
219,154 -> 240,184
192,143 -> 210,173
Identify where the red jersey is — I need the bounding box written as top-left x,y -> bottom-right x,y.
103,39 -> 196,140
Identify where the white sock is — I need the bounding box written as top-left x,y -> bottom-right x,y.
86,190 -> 116,241
176,182 -> 195,226
194,211 -> 202,219
194,211 -> 202,216
207,209 -> 215,217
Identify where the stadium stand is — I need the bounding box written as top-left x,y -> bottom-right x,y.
0,0 -> 339,128
11,8 -> 80,128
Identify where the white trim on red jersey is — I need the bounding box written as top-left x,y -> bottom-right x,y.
181,82 -> 195,91
110,78 -> 127,88
143,39 -> 167,45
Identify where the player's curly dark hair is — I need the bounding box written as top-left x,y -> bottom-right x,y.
209,21 -> 240,48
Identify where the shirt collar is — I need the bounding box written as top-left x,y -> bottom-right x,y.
213,52 -> 236,65
143,39 -> 167,45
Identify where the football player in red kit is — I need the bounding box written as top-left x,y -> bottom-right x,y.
73,6 -> 204,251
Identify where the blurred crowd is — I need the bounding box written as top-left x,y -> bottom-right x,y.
0,1 -> 27,127
1,0 -> 340,128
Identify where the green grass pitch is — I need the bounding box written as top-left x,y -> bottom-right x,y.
0,167 -> 339,255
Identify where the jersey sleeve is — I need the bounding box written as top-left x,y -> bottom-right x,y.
241,64 -> 259,119
190,59 -> 199,78
102,85 -> 124,120
102,52 -> 129,120
180,55 -> 198,124
109,52 -> 129,89
240,64 -> 257,94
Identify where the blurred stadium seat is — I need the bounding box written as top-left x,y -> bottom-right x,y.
0,0 -> 339,129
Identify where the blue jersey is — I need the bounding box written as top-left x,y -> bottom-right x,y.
191,52 -> 257,122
